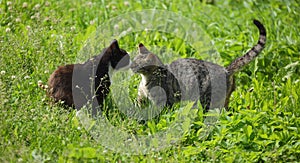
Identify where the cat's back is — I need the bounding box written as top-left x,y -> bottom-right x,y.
168,58 -> 226,80
169,58 -> 225,70
169,58 -> 228,79
167,58 -> 227,103
169,58 -> 203,75
48,64 -> 74,88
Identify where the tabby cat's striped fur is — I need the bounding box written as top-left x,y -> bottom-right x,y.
130,20 -> 266,111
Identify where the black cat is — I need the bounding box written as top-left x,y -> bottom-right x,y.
48,39 -> 130,116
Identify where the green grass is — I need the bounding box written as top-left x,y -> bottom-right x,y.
1,0 -> 300,162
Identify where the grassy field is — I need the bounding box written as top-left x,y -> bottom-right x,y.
1,0 -> 300,162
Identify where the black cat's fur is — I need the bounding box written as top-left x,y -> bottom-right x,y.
48,40 -> 130,115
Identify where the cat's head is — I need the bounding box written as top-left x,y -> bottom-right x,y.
130,43 -> 164,74
104,39 -> 131,70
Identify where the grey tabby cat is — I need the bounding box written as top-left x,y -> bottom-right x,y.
130,20 -> 266,111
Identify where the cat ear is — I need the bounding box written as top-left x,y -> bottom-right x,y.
146,53 -> 163,65
138,43 -> 150,55
109,39 -> 120,51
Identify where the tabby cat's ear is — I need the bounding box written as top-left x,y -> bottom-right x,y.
109,39 -> 120,51
146,53 -> 163,66
138,43 -> 150,55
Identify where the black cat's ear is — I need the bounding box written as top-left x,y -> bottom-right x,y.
138,43 -> 150,55
109,39 -> 120,51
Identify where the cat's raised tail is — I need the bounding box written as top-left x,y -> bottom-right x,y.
226,19 -> 266,76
